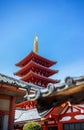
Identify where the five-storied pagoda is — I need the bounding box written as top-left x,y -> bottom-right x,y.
14,36 -> 59,88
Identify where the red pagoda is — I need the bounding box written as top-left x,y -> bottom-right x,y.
14,36 -> 59,88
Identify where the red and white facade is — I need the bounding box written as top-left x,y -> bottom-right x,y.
14,101 -> 84,130
41,102 -> 84,130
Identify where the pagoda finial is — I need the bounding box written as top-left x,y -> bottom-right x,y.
33,34 -> 38,54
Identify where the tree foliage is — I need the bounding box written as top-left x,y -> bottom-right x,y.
23,121 -> 42,130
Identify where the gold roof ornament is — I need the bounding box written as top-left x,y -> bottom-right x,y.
33,34 -> 38,54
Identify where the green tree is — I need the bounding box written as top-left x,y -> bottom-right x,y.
23,121 -> 42,130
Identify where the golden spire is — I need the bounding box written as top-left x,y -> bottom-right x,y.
33,34 -> 38,54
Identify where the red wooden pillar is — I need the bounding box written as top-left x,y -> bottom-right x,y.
42,125 -> 48,130
8,96 -> 16,130
58,122 -> 63,130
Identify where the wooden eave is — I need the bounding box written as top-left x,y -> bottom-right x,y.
37,84 -> 84,112
41,101 -> 84,121
42,104 -> 66,120
0,83 -> 26,98
47,84 -> 84,99
15,51 -> 56,67
21,71 -> 59,84
16,100 -> 36,108
14,60 -> 58,77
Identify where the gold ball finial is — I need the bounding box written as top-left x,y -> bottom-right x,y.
33,34 -> 38,53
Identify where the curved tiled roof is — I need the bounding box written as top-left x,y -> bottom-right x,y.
26,76 -> 84,100
0,73 -> 84,104
14,108 -> 41,124
0,73 -> 41,89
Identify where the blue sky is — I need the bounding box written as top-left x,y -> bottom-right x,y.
0,0 -> 84,81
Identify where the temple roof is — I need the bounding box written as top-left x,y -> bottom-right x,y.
25,76 -> 84,100
0,73 -> 42,92
0,73 -> 30,88
24,76 -> 84,111
14,60 -> 58,77
14,108 -> 41,124
21,71 -> 59,85
0,73 -> 27,97
1,73 -> 84,112
15,51 -> 56,67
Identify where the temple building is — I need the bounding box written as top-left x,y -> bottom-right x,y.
14,75 -> 84,130
14,101 -> 84,130
14,36 -> 59,88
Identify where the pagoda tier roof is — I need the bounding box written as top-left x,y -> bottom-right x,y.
15,51 -> 56,67
21,71 -> 59,85
14,60 -> 58,77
